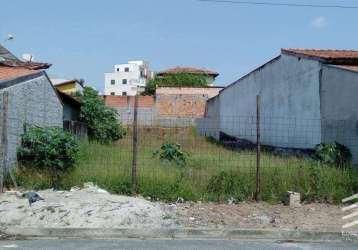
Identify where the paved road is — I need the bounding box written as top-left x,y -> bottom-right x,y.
0,239 -> 357,250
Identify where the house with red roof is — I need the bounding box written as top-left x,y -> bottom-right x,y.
198,48 -> 358,163
157,67 -> 219,86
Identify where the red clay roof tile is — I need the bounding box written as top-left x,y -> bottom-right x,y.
0,66 -> 38,81
282,48 -> 358,62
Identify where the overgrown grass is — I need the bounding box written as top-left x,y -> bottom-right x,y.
15,127 -> 358,204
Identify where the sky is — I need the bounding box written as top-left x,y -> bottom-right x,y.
1,0 -> 358,92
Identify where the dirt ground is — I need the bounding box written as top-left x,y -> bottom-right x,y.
162,202 -> 343,231
0,185 -> 343,231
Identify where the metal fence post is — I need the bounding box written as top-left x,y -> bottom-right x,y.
0,91 -> 9,193
131,94 -> 139,195
255,95 -> 261,202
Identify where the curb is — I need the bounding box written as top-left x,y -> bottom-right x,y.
0,227 -> 344,241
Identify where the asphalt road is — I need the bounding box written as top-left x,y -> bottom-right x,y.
0,239 -> 357,250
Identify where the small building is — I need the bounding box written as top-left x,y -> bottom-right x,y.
198,48 -> 358,162
51,78 -> 84,94
104,60 -> 151,96
156,67 -> 219,86
0,44 -> 63,168
56,90 -> 81,121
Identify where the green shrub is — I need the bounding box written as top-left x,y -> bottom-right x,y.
77,87 -> 126,143
153,143 -> 188,166
18,127 -> 79,170
314,142 -> 352,167
17,127 -> 79,188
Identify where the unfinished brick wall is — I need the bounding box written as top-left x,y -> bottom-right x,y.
104,87 -> 223,125
156,94 -> 207,118
156,87 -> 222,118
104,95 -> 155,108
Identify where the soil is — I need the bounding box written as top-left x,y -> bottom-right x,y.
162,202 -> 343,231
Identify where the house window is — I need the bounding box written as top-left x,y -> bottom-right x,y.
110,92 -> 115,96
122,79 -> 127,84
125,67 -> 130,72
122,92 -> 127,96
111,79 -> 115,85
116,68 -> 120,72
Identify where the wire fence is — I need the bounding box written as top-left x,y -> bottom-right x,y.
2,93 -> 358,203
77,95 -> 358,202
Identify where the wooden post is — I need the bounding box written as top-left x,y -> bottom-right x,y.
0,91 -> 9,193
255,95 -> 261,202
131,94 -> 139,195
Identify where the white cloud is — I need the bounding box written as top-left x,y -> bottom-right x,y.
311,16 -> 327,28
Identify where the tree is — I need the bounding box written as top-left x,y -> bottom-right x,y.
77,87 -> 125,143
142,73 -> 209,95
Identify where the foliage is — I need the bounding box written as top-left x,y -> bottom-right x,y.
17,127 -> 79,171
142,73 -> 209,95
17,127 -> 79,188
153,143 -> 188,166
314,142 -> 352,167
14,128 -> 358,204
207,171 -> 240,201
77,87 -> 126,143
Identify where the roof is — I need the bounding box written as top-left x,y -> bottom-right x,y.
0,65 -> 39,81
0,44 -> 18,61
56,90 -> 81,108
0,71 -> 45,90
51,78 -> 84,87
0,60 -> 51,70
331,65 -> 358,73
156,85 -> 224,89
282,49 -> 358,64
157,67 -> 219,77
0,43 -> 51,70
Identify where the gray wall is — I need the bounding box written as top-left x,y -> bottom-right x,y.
321,65 -> 358,162
0,73 -> 63,168
63,103 -> 80,121
197,95 -> 221,139
199,54 -> 323,148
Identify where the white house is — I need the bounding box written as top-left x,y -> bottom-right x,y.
104,60 -> 151,96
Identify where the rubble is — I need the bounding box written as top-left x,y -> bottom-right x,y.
0,184 -> 175,229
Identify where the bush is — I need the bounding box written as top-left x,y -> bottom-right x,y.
153,143 -> 188,166
142,73 -> 209,95
314,142 -> 352,167
17,127 -> 79,188
77,87 -> 126,143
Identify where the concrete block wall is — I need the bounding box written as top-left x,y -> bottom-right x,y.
198,55 -> 323,149
0,74 -> 63,168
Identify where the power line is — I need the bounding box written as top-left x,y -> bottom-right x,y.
198,0 -> 358,9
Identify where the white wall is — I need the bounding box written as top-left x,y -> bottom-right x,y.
104,61 -> 149,96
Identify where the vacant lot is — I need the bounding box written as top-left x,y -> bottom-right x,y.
16,127 -> 358,203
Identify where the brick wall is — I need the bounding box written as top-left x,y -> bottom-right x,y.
104,86 -> 223,126
105,95 -> 155,108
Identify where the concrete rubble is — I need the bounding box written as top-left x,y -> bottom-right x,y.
0,183 -> 174,229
